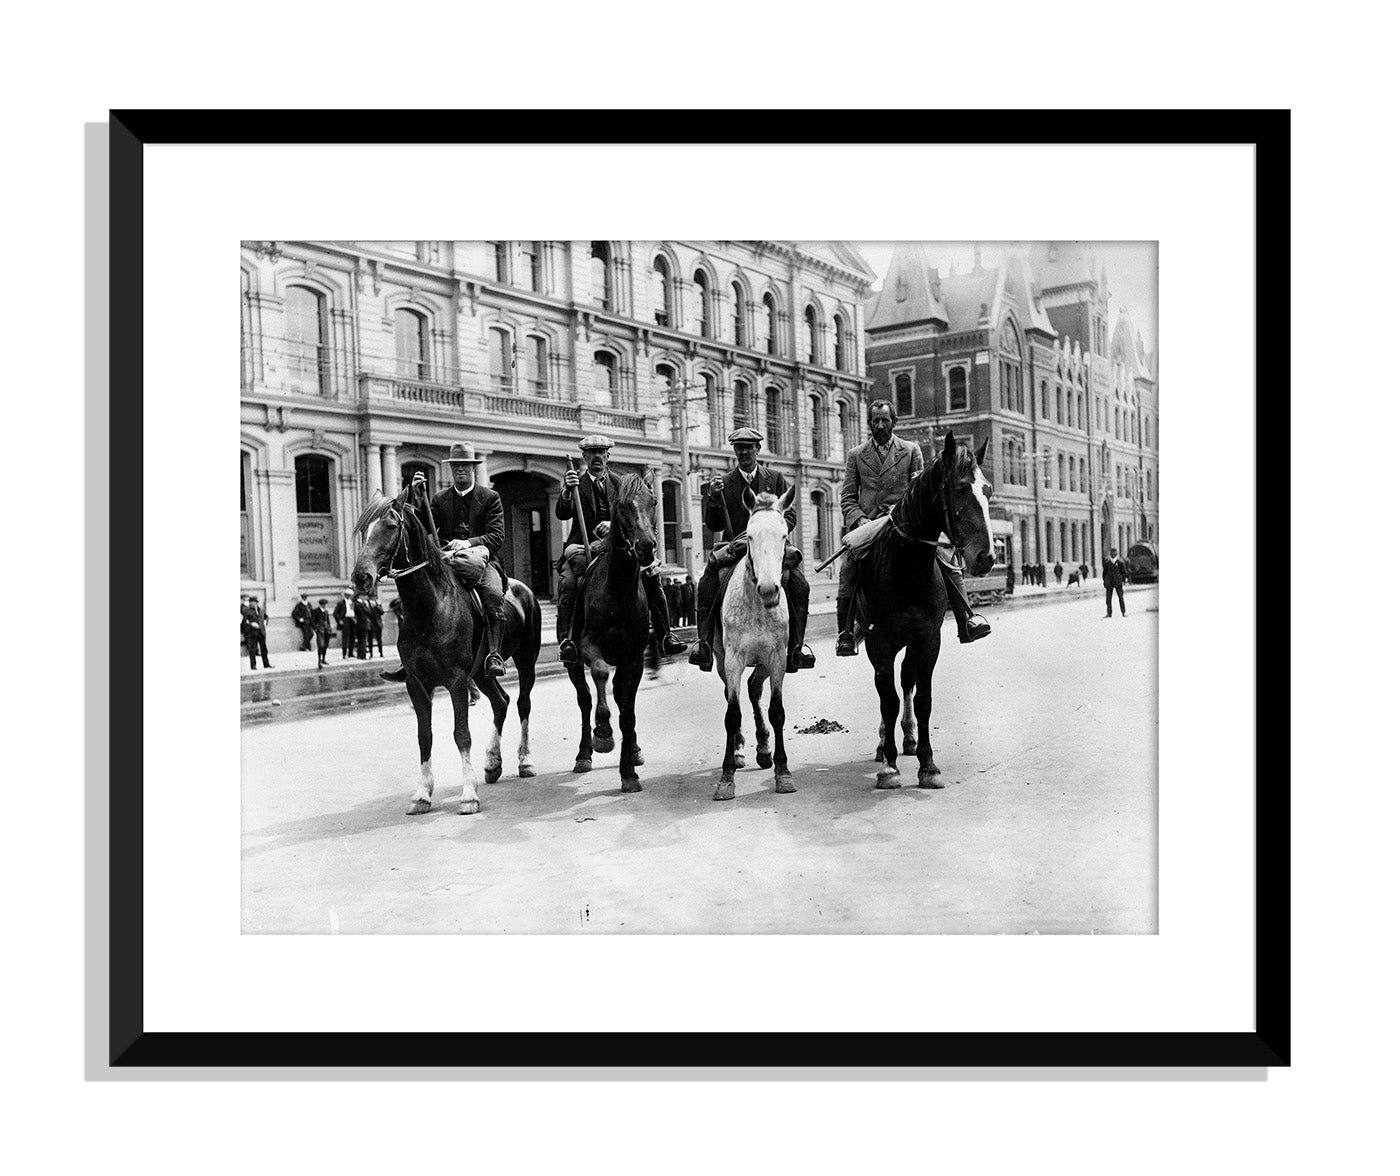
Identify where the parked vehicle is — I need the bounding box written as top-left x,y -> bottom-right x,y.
1126,541 -> 1159,583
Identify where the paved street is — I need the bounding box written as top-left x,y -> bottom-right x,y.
242,587 -> 1157,935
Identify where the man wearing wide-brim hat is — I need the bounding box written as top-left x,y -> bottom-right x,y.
688,426 -> 814,674
554,433 -> 687,664
404,441 -> 508,677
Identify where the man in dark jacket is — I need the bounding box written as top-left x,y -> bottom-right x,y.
291,593 -> 314,650
412,441 -> 508,676
1103,547 -> 1128,617
311,597 -> 333,667
333,589 -> 356,658
688,427 -> 814,674
240,595 -> 273,669
679,575 -> 696,626
553,434 -> 685,665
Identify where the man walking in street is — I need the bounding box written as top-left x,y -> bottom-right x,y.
1103,547 -> 1128,617
311,597 -> 333,667
291,593 -> 314,651
240,595 -> 273,670
553,434 -> 686,666
835,401 -> 989,653
688,427 -> 814,674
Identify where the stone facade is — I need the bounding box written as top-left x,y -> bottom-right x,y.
862,243 -> 1158,575
240,240 -> 874,618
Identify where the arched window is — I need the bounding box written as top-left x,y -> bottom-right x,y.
1055,385 -> 1064,424
1080,457 -> 1086,492
733,378 -> 751,432
949,367 -> 968,412
765,387 -> 783,454
525,335 -> 549,396
833,312 -> 847,371
836,400 -> 850,455
810,490 -> 828,562
805,305 -> 820,365
590,241 -> 612,311
284,285 -> 327,395
488,327 -> 512,391
731,281 -> 747,346
652,255 -> 672,327
294,454 -> 334,574
394,308 -> 429,381
1114,406 -> 1121,439
809,394 -> 826,459
763,292 -> 779,355
694,269 -> 711,337
999,320 -> 1022,413
592,351 -> 617,402
894,372 -> 913,418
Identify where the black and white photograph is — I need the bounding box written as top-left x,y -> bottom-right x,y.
240,238 -> 1160,935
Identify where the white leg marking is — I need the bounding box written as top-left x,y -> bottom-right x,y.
459,747 -> 481,814
413,760 -> 434,802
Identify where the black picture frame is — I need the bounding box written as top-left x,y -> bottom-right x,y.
108,108 -> 1289,1070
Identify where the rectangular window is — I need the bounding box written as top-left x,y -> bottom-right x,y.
1043,448 -> 1052,490
526,336 -> 548,396
1057,453 -> 1066,490
765,389 -> 783,454
493,242 -> 510,283
240,453 -> 252,578
894,371 -> 914,418
662,481 -> 680,566
948,366 -> 968,411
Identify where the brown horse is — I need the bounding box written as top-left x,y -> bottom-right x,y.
856,432 -> 994,788
352,490 -> 541,815
567,473 -> 655,791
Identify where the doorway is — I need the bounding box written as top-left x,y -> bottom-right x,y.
493,471 -> 554,598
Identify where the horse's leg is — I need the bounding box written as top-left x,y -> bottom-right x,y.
567,663 -> 594,773
514,658 -> 536,778
769,666 -> 794,793
872,647 -> 903,786
447,676 -> 482,815
406,677 -> 436,815
591,661 -> 615,753
474,671 -> 509,784
914,643 -> 943,789
615,657 -> 643,793
900,653 -> 918,756
715,664 -> 745,801
749,666 -> 773,769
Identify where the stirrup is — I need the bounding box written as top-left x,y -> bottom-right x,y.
557,638 -> 580,664
688,640 -> 713,671
958,617 -> 991,644
484,652 -> 506,677
787,644 -> 816,673
835,631 -> 858,656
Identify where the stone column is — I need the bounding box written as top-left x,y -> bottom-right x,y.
474,450 -> 493,488
260,467 -> 299,607
380,443 -> 398,495
365,444 -> 384,498
651,467 -> 666,560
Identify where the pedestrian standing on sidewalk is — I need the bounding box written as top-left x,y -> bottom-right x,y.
353,589 -> 372,659
291,593 -> 314,651
679,575 -> 696,626
368,594 -> 385,657
1054,560 -> 1063,585
240,595 -> 273,670
311,598 -> 333,667
1103,547 -> 1128,618
1079,560 -> 1089,583
1006,561 -> 1015,595
333,589 -> 355,658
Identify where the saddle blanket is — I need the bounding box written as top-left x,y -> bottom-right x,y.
442,540 -> 489,586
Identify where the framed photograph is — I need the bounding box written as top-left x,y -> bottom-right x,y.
103,109 -> 1287,1070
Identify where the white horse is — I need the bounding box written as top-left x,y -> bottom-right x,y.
713,487 -> 796,800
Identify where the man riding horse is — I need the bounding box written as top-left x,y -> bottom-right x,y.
835,400 -> 991,654
688,426 -> 814,675
554,434 -> 687,666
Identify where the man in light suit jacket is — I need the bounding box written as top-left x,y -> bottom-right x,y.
835,401 -> 990,654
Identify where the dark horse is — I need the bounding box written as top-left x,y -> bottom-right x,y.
567,473 -> 656,792
857,431 -> 994,788
351,490 -> 541,815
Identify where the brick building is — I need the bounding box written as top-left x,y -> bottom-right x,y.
240,240 -> 874,625
863,243 -> 1158,575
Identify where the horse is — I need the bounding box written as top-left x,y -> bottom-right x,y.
712,487 -> 796,801
351,489 -> 541,815
567,473 -> 655,792
855,431 -> 994,788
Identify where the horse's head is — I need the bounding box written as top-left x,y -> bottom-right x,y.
743,486 -> 792,609
935,431 -> 995,577
611,474 -> 658,566
351,490 -> 430,592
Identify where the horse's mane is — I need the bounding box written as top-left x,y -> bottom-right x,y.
353,490 -> 444,576
352,492 -> 397,540
612,472 -> 655,514
893,443 -> 977,538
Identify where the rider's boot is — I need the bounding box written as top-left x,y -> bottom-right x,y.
785,573 -> 815,673
556,569 -> 580,665
835,593 -> 857,656
940,558 -> 991,644
644,574 -> 688,657
484,602 -> 507,677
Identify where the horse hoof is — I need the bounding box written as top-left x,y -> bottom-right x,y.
902,739 -> 918,756
875,766 -> 901,789
593,735 -> 615,753
458,799 -> 481,815
756,750 -> 773,769
714,781 -> 736,801
572,759 -> 592,774
483,764 -> 502,785
621,777 -> 642,793
406,799 -> 432,815
918,771 -> 945,789
774,772 -> 796,794
518,764 -> 536,778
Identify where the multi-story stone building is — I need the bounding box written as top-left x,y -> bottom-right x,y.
862,242 -> 1157,575
240,240 -> 874,622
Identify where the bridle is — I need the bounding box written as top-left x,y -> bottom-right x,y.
374,503 -> 431,580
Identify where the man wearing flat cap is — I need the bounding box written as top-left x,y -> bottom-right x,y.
405,441 -> 508,677
554,434 -> 687,665
688,426 -> 814,674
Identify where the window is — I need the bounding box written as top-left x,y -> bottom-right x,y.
1060,521 -> 1068,562
1040,380 -> 1049,419
1057,452 -> 1066,490
240,452 -> 252,577
833,312 -> 847,371
1114,406 -> 1121,440
1046,520 -> 1055,562
1043,447 -> 1052,489
733,379 -> 751,431
1116,465 -> 1123,498
836,400 -> 850,455
655,363 -> 678,436
517,241 -> 544,293
493,242 -> 510,283
525,335 -> 548,396
488,327 -> 512,391
394,308 -> 429,381
592,351 -> 616,402
1069,522 -> 1077,562
694,270 -> 711,337
805,305 -> 820,365
1069,455 -> 1077,492
811,490 -> 828,563
1147,469 -> 1154,501
1056,386 -> 1064,424
1079,456 -> 1086,493
1077,392 -> 1084,431
294,454 -> 334,574
652,256 -> 672,327
949,366 -> 968,412
765,387 -> 783,454
809,394 -> 826,459
590,241 -> 612,310
284,285 -> 327,394
731,281 -> 747,346
763,292 -> 779,355
894,372 -> 913,418
704,373 -> 721,447
401,460 -> 435,495
661,480 -> 681,566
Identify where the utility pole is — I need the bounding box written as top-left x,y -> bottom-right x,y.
677,378 -> 693,575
